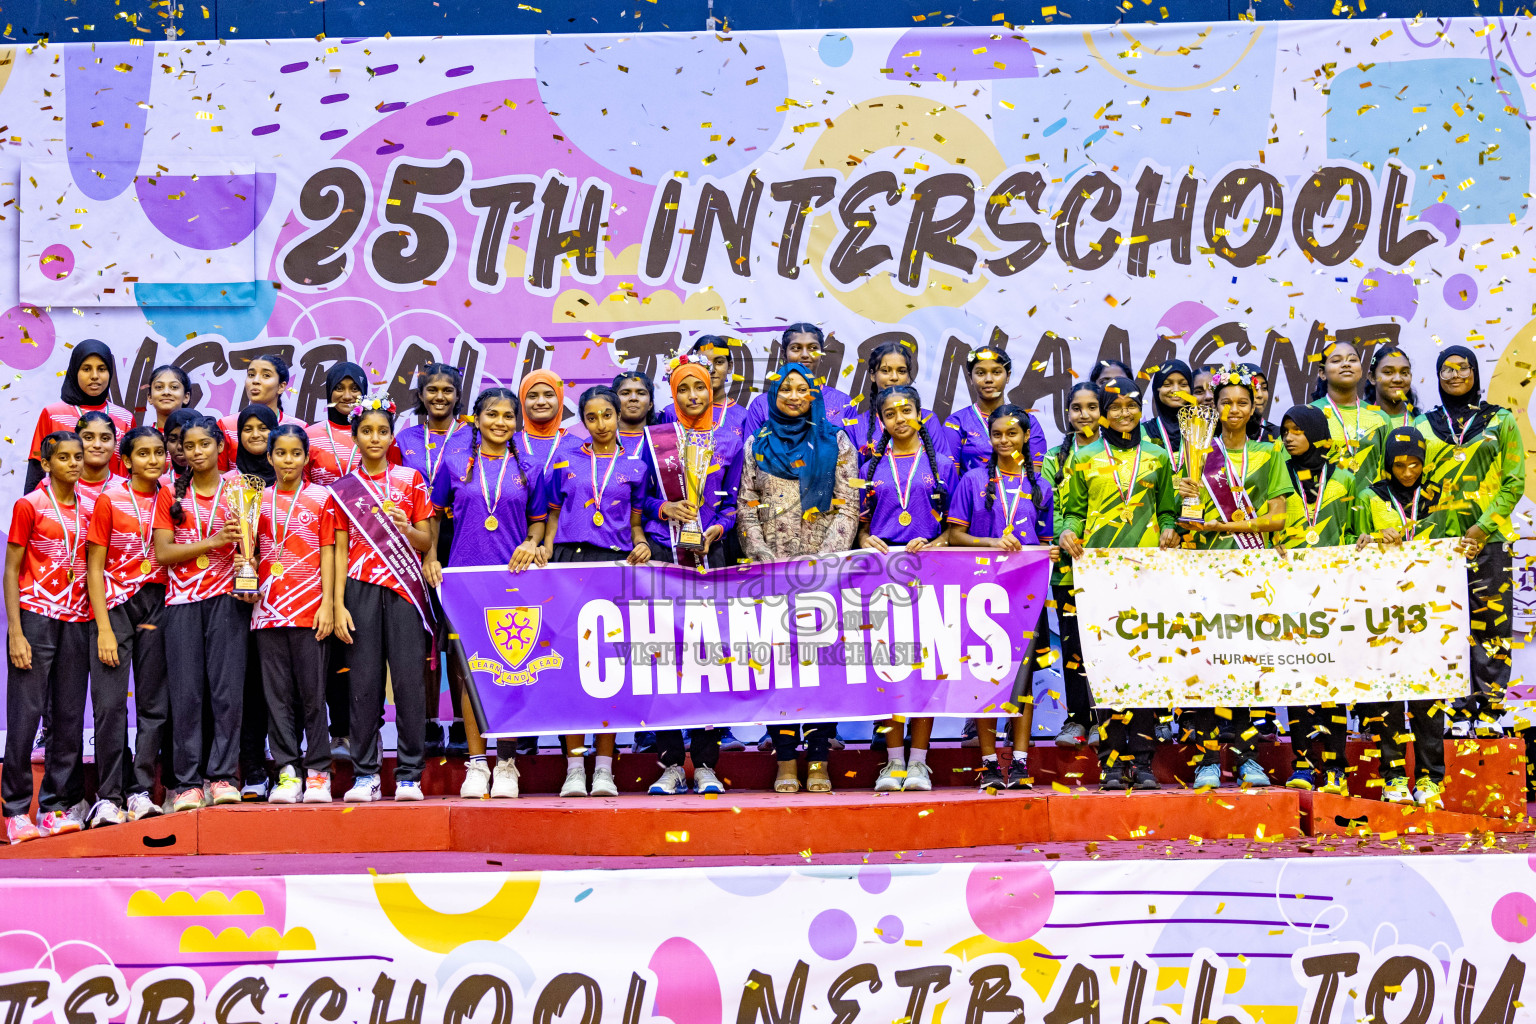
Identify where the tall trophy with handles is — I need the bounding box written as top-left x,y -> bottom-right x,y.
229,474 -> 268,594
675,431 -> 714,557
1177,404 -> 1217,525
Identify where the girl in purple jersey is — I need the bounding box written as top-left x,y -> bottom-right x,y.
539,385 -> 652,798
946,404 -> 1054,791
942,344 -> 1046,474
425,388 -> 547,800
857,386 -> 960,793
845,341 -> 950,463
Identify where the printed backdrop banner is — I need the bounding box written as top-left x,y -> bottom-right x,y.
1073,538 -> 1472,707
3,21 -> 1536,730
2,857 -> 1535,1024
437,549 -> 1049,734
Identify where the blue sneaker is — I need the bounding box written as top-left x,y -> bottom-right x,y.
1285,767 -> 1316,791
393,780 -> 423,802
1318,770 -> 1348,796
1238,759 -> 1270,787
1193,763 -> 1221,791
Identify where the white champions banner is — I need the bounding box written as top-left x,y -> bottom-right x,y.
1073,538 -> 1471,708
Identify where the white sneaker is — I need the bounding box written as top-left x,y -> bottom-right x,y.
649,764 -> 687,795
590,765 -> 618,797
303,770 -> 332,804
87,799 -> 125,828
692,765 -> 725,794
344,774 -> 381,803
241,778 -> 270,802
874,759 -> 906,792
268,767 -> 302,804
902,760 -> 933,792
125,792 -> 160,821
394,780 -> 424,802
490,760 -> 520,799
560,766 -> 589,797
461,760 -> 491,799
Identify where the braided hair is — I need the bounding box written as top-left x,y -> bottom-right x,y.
611,370 -> 658,426
861,341 -> 914,454
982,404 -> 1044,517
865,385 -> 947,523
463,388 -> 529,499
170,415 -> 223,525
412,362 -> 464,419
248,354 -> 291,413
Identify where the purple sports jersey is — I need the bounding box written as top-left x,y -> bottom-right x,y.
547,437 -> 652,550
396,422 -> 472,493
432,446 -> 545,567
861,448 -> 961,543
942,405 -> 1048,474
842,407 -> 954,463
946,465 -> 1054,544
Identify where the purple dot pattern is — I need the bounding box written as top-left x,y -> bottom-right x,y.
1492,892 -> 1536,943
965,864 -> 1054,942
1444,273 -> 1478,310
320,130 -> 348,141
808,909 -> 857,960
426,114 -> 457,127
280,61 -> 307,74
0,305 -> 56,371
876,915 -> 903,944
371,64 -> 399,76
321,93 -> 349,105
377,102 -> 407,113
40,245 -> 74,282
858,865 -> 891,894
447,65 -> 475,77
251,124 -> 281,136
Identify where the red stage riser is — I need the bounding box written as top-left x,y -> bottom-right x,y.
1301,791 -> 1528,837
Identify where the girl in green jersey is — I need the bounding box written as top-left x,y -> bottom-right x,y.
1309,338 -> 1390,472
1058,377 -> 1180,791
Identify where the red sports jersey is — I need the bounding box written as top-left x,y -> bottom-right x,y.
217,411 -> 307,472
7,489 -> 90,621
152,481 -> 237,605
305,421 -> 402,486
253,482 -> 330,630
28,401 -> 134,460
320,466 -> 432,602
88,483 -> 167,608
41,472 -> 125,512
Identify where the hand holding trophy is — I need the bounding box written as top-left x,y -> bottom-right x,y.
1177,404 -> 1217,525
675,433 -> 713,556
229,474 -> 268,594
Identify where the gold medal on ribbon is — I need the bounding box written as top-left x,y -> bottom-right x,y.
485,515 -> 499,532
898,511 -> 912,527
270,563 -> 285,578
1306,529 -> 1320,545
382,499 -> 397,512
593,511 -> 605,527
1232,508 -> 1248,522
195,554 -> 209,569
139,559 -> 153,575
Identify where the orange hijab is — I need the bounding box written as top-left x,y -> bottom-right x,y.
518,370 -> 565,439
669,362 -> 716,432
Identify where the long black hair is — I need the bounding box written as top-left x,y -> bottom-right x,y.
412,362 -> 464,418
247,353 -> 291,414
983,404 -> 1044,516
861,341 -> 914,453
865,385 -> 946,521
462,387 -> 529,499
169,415 -> 223,525
965,343 -> 1013,379
611,370 -> 658,426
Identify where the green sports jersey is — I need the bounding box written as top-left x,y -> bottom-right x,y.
1350,410 -> 1418,495
1043,437 -> 1094,587
1276,464 -> 1357,549
1192,437 -> 1295,550
1059,437 -> 1179,552
1356,483 -> 1454,541
1409,408 -> 1525,542
1310,397 -> 1391,472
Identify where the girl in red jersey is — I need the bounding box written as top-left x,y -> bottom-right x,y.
25,340 -> 134,492
219,355 -> 306,470
152,416 -> 246,811
68,411 -> 124,508
85,426 -> 169,825
253,426 -> 336,804
145,365 -> 192,433
3,433 -> 92,843
326,394 -> 436,803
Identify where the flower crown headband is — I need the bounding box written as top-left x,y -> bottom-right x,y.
1213,364 -> 1259,393
348,392 -> 398,421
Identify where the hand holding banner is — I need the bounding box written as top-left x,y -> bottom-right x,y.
1073,538 -> 1471,708
439,549 -> 1051,735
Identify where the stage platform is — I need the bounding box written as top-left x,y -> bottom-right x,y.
3,738 -> 1527,860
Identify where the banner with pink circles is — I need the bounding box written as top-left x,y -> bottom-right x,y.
2,856 -> 1536,1023
4,21 -> 1536,728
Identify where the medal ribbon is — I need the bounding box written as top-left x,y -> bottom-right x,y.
43,485 -> 82,577
478,447 -> 511,517
271,486 -> 304,546
1391,486 -> 1422,540
891,451 -> 920,516
326,424 -> 361,476
589,445 -> 620,518
998,469 -> 1025,531
1216,438 -> 1256,519
1324,396 -> 1362,451
127,486 -> 156,564
1302,464 -> 1330,533
357,468 -> 396,510
424,421 -> 460,483
1101,437 -> 1143,506
192,478 -> 228,543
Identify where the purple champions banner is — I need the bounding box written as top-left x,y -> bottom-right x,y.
438,549 -> 1050,735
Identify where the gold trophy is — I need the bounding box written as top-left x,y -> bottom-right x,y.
1177,403 -> 1217,525
676,432 -> 713,555
229,474 -> 268,594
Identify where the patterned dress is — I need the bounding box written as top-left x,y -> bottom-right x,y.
737,431 -> 859,561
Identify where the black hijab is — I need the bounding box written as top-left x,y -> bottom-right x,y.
325,361 -> 368,426
61,339 -> 115,406
1373,427 -> 1435,513
235,404 -> 279,485
1146,359 -> 1191,451
1281,405 -> 1330,501
1098,376 -> 1143,451
1427,345 -> 1498,443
